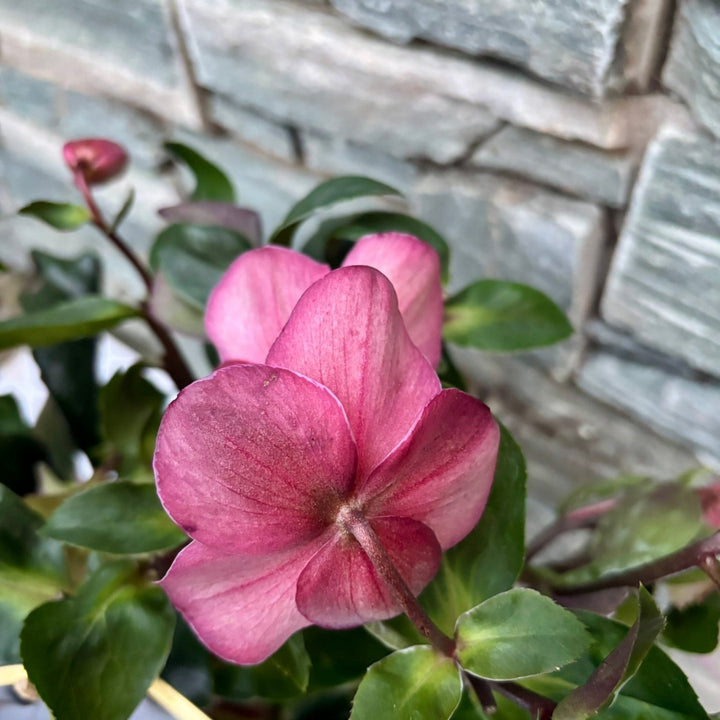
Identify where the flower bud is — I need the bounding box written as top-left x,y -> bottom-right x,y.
63,138 -> 128,185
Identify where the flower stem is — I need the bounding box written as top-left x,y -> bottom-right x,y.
490,680 -> 556,719
554,531 -> 720,596
73,172 -> 194,390
340,508 -> 455,656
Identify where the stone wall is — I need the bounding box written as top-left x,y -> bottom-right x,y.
2,0 -> 719,513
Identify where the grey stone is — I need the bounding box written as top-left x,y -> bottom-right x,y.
601,126 -> 720,377
471,126 -> 638,209
663,0 -> 720,139
577,351 -> 720,467
302,132 -> 419,193
448,350 -> 699,519
178,0 -> 659,152
208,97 -> 298,163
0,67 -> 59,129
0,0 -> 201,127
330,0 -> 671,97
412,171 -> 607,328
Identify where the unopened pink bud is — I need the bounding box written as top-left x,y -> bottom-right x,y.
63,138 -> 128,185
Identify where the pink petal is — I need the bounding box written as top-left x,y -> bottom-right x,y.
360,389 -> 500,549
160,538 -> 327,664
267,266 -> 441,480
295,517 -> 441,627
154,364 -> 356,554
205,246 -> 329,363
697,481 -> 720,529
343,233 -> 443,366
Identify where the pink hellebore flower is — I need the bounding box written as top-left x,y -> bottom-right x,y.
155,267 -> 499,664
63,138 -> 128,185
205,232 -> 444,367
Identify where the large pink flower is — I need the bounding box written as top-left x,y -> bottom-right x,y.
205,232 -> 444,366
155,267 -> 498,664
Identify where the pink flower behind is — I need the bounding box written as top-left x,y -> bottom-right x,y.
205,232 -> 444,366
63,138 -> 128,185
155,267 -> 499,664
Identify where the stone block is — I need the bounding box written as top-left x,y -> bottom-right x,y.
471,126 -> 638,209
178,0 -> 658,153
663,0 -> 720,139
0,0 -> 201,127
577,351 -> 720,468
601,126 -> 720,377
330,0 -> 672,97
412,171 -> 607,329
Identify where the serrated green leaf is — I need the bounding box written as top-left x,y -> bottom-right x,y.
41,482 -> 186,553
456,589 -> 591,681
444,280 -> 573,351
553,587 -> 664,720
422,424 -> 526,635
149,223 -> 251,309
0,296 -> 139,350
19,201 -> 91,231
0,486 -> 67,662
165,142 -> 235,203
21,560 -> 175,720
271,176 -> 402,246
350,646 -> 462,720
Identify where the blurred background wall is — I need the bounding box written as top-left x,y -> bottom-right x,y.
1,0 -> 719,528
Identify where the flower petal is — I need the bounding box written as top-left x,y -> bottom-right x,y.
295,516 -> 441,628
342,233 -> 443,366
361,389 -> 500,549
205,246 -> 329,363
267,266 -> 441,480
161,538 -> 326,664
154,364 -> 356,554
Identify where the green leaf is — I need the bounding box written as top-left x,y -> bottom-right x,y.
165,142 -> 235,203
558,475 -> 653,515
148,271 -> 205,336
525,611 -> 711,719
0,395 -> 47,496
443,280 -> 573,351
110,189 -> 135,232
553,587 -> 664,720
41,482 -> 186,554
21,560 -> 175,720
149,223 -> 252,309
0,296 -> 139,350
21,251 -> 102,454
663,594 -> 720,654
0,486 -> 67,662
422,424 -> 526,635
19,201 -> 91,231
98,365 -> 164,473
214,633 -> 311,700
437,343 -> 467,391
455,589 -> 591,681
162,615 -> 213,707
350,646 -> 462,720
270,176 -> 402,246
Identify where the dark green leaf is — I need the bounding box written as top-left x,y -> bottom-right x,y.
98,365 -> 164,474
455,589 -> 591,681
21,560 -> 175,720
0,395 -> 47,495
19,201 -> 91,231
159,202 -> 262,246
350,646 -> 462,720
165,142 -> 235,203
524,611 -> 711,719
21,252 -> 102,453
422,424 -> 526,635
553,587 -> 664,720
162,615 -> 213,707
444,280 -> 573,351
41,482 -> 186,553
149,223 -> 251,309
110,189 -> 135,232
365,615 -> 424,651
214,633 -> 311,700
0,296 -> 139,350
0,486 -> 67,662
437,344 -> 467,390
326,211 -> 450,283
149,272 -> 205,336
663,594 -> 720,654
270,176 -> 402,246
